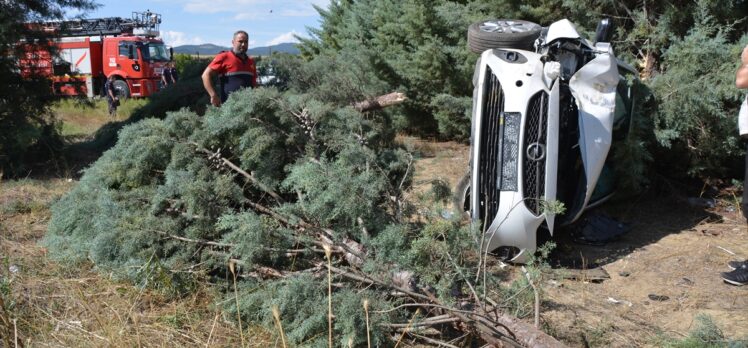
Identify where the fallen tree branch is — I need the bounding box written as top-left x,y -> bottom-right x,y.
383,315 -> 460,328
353,92 -> 407,112
406,332 -> 460,348
170,143 -> 563,346
321,263 -> 559,348
190,142 -> 285,203
154,230 -> 233,248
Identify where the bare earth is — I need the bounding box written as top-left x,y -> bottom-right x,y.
1,135 -> 746,347
405,136 -> 748,347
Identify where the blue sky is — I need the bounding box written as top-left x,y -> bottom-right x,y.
68,0 -> 328,48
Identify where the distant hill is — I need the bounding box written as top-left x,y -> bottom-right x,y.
173,43 -> 227,56
249,43 -> 300,56
173,42 -> 299,56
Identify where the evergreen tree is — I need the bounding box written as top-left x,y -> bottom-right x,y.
0,0 -> 96,176
299,0 -> 748,177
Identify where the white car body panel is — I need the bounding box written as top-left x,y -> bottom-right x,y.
545,19 -> 593,48
544,81 -> 560,234
568,53 -> 619,222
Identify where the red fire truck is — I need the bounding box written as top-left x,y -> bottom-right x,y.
20,11 -> 171,98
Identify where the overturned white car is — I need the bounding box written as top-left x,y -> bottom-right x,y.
458,19 -> 638,262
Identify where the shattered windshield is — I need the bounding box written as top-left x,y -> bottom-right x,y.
143,43 -> 170,61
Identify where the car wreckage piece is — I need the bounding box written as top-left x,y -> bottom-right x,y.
462,19 -> 633,262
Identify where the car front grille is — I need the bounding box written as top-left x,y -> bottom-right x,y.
478,67 -> 503,223
477,67 -> 521,224
523,91 -> 549,215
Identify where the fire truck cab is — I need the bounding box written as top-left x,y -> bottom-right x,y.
22,10 -> 171,99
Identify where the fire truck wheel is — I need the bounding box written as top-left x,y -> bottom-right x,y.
112,80 -> 130,99
467,19 -> 541,53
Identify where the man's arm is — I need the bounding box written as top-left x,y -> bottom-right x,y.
202,66 -> 221,106
737,45 -> 748,89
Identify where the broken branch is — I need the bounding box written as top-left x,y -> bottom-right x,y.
353,92 -> 407,112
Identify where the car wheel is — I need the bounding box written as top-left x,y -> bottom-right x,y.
453,171 -> 471,215
467,19 -> 542,53
112,80 -> 130,99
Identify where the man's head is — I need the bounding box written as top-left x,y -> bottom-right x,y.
232,30 -> 249,56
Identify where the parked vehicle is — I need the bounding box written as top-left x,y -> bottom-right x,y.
458,18 -> 639,262
19,10 -> 171,98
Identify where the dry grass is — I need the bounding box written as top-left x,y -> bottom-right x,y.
52,99 -> 147,140
396,135 -> 469,191
0,178 -> 276,347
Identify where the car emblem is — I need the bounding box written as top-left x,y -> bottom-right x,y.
526,142 -> 546,161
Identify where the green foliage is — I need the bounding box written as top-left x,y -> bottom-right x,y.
431,94 -> 472,141
224,276 -> 395,347
172,53 -> 196,74
649,23 -> 746,176
299,0 -> 476,137
499,241 -> 555,318
654,314 -> 748,348
610,78 -> 655,193
427,179 -> 453,203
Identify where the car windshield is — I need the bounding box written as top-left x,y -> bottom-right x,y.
143,43 -> 170,62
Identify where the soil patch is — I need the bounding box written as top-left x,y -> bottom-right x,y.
410,139 -> 748,347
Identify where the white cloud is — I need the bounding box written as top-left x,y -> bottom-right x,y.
233,12 -> 262,20
266,30 -> 302,46
279,8 -> 317,17
161,30 -> 206,47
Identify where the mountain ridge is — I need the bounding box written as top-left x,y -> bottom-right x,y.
172,42 -> 299,56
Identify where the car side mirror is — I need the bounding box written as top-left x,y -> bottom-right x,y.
595,18 -> 614,43
169,47 -> 174,61
128,45 -> 134,60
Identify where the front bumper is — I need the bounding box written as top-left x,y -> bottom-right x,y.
470,48 -> 560,262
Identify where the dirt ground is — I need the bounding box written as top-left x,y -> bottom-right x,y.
406,136 -> 748,347
2,134 -> 747,347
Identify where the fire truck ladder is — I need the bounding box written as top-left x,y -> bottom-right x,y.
39,10 -> 162,38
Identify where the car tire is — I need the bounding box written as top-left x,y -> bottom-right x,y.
453,171 -> 471,215
467,19 -> 542,53
112,79 -> 130,99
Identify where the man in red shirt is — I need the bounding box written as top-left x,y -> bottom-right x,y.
202,30 -> 257,107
